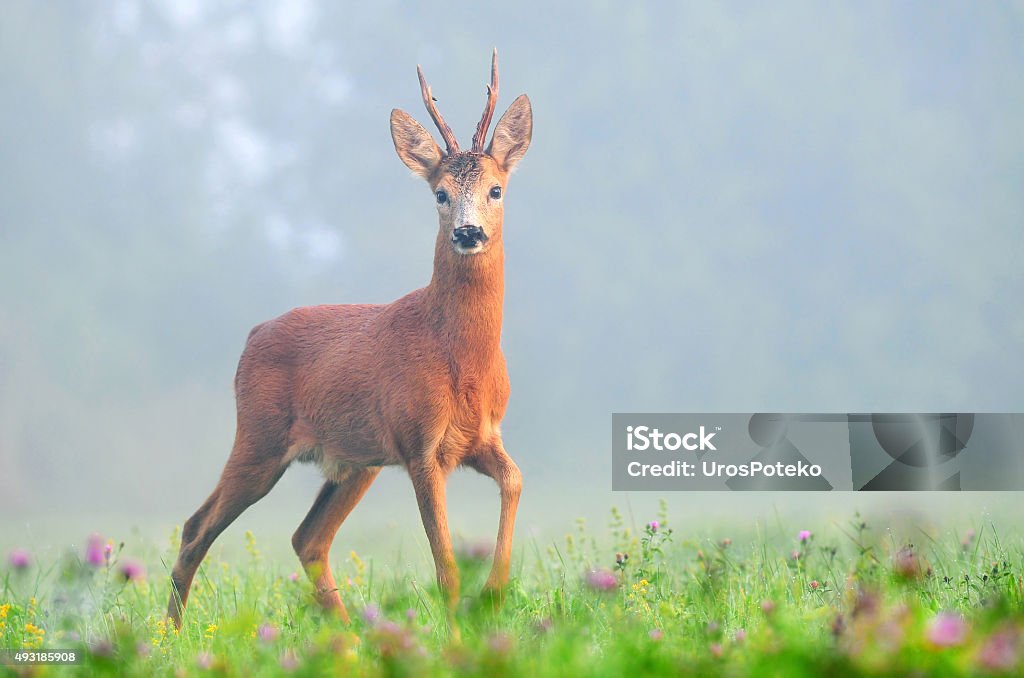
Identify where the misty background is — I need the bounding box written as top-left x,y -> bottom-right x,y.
2,3 -> 1022,556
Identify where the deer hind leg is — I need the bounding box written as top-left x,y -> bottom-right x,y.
167,433 -> 286,628
466,440 -> 522,601
408,459 -> 460,640
291,468 -> 381,623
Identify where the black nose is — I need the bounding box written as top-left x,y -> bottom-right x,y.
452,225 -> 488,248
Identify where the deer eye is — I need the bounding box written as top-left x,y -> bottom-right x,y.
489,186 -> 502,200
435,189 -> 448,205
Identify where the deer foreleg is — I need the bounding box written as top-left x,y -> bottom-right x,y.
408,460 -> 460,639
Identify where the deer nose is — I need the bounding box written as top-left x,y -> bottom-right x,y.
452,225 -> 488,248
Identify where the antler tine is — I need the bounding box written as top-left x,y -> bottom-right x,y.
417,64 -> 460,155
471,48 -> 499,153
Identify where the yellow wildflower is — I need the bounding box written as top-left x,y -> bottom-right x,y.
25,622 -> 45,648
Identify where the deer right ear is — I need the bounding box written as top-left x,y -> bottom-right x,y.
391,109 -> 443,179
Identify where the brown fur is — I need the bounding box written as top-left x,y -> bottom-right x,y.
167,60 -> 533,639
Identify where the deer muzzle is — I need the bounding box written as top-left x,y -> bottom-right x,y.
452,225 -> 489,252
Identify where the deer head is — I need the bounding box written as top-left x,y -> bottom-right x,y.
390,49 -> 532,256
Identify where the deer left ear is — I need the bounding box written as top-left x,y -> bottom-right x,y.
487,94 -> 532,171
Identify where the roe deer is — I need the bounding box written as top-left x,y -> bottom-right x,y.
166,50 -> 531,636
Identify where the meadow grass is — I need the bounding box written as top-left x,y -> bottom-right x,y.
2,505 -> 1022,676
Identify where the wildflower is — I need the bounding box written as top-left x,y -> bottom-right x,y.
85,534 -> 105,567
362,603 -> 381,624
710,643 -> 723,657
280,649 -> 299,671
831,614 -> 845,637
790,550 -> 801,561
405,608 -> 417,623
8,549 -> 30,570
615,552 -> 629,566
852,588 -> 880,618
761,600 -> 776,615
196,651 -> 214,669
647,520 -> 659,533
649,629 -> 663,641
977,627 -> 1019,672
719,538 -> 732,548
893,546 -> 922,580
798,530 -> 812,543
205,624 -> 218,639
457,539 -> 493,562
24,622 -> 45,649
487,632 -> 514,654
734,629 -> 747,642
119,559 -> 145,582
90,639 -> 113,657
585,568 -> 618,592
288,572 -> 300,582
257,622 -> 279,643
961,529 -> 976,549
927,612 -> 967,648
370,620 -> 421,657
810,580 -> 820,590
104,541 -> 114,564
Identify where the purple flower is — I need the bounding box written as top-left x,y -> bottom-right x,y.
647,521 -> 659,533
977,627 -> 1019,672
649,629 -> 663,641
457,539 -> 494,562
288,572 -> 300,582
735,629 -> 747,642
487,632 -> 514,654
280,649 -> 299,671
85,534 -> 105,567
894,546 -> 922,580
927,612 -> 968,648
798,530 -> 812,543
761,600 -> 776,615
8,548 -> 30,570
362,603 -> 381,624
585,568 -> 618,592
119,559 -> 145,582
257,623 -> 279,643
196,651 -> 214,669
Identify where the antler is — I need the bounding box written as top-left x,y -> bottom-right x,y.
471,48 -> 499,153
417,64 -> 460,155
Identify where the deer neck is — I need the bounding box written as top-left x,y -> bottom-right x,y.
425,232 -> 505,362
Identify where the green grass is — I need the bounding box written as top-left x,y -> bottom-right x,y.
2,505 -> 1023,676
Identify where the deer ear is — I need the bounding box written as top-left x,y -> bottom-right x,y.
390,109 -> 443,179
487,94 -> 532,171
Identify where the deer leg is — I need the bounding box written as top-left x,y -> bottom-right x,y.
408,460 -> 460,639
466,441 -> 522,599
291,468 -> 381,623
167,437 -> 285,628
